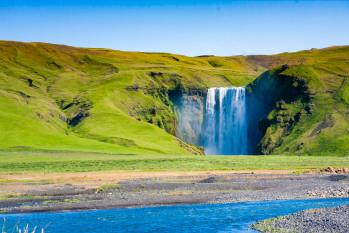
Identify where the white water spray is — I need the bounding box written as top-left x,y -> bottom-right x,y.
203,87 -> 248,155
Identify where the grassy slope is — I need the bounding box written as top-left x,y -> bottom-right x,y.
1,41 -> 348,157
0,41 -> 260,155
249,46 -> 349,156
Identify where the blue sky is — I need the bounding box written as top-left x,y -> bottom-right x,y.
0,0 -> 349,56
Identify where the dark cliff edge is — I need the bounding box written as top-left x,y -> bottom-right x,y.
169,88 -> 206,152
247,65 -> 313,154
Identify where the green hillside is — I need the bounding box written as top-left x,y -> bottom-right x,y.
0,41 -> 259,155
248,46 -> 349,155
0,41 -> 348,156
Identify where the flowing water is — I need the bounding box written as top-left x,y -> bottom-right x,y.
2,198 -> 349,233
203,87 -> 248,155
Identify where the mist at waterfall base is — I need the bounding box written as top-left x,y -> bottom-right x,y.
174,86 -> 268,155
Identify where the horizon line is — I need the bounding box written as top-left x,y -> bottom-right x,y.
2,39 -> 348,57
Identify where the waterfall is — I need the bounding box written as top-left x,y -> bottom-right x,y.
202,87 -> 248,155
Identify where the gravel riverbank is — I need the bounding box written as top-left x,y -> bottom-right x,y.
0,172 -> 348,213
253,205 -> 349,233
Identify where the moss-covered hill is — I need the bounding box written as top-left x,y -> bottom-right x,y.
0,41 -> 348,155
0,41 -> 260,154
248,46 -> 349,156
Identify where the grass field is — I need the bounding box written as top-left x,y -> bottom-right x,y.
0,151 -> 348,173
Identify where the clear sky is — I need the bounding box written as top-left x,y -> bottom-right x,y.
0,0 -> 349,56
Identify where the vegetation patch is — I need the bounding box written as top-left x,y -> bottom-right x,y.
95,184 -> 119,193
252,217 -> 296,233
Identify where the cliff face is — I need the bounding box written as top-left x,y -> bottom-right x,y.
171,92 -> 205,146
247,65 -> 313,154
247,52 -> 349,156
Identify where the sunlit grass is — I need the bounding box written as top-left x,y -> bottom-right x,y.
0,151 -> 348,173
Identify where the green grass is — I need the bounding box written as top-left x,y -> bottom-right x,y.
0,151 -> 348,173
252,217 -> 295,233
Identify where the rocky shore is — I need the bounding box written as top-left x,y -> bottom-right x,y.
0,171 -> 348,213
253,205 -> 349,233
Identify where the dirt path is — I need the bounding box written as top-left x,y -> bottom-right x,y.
0,170 -> 293,191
